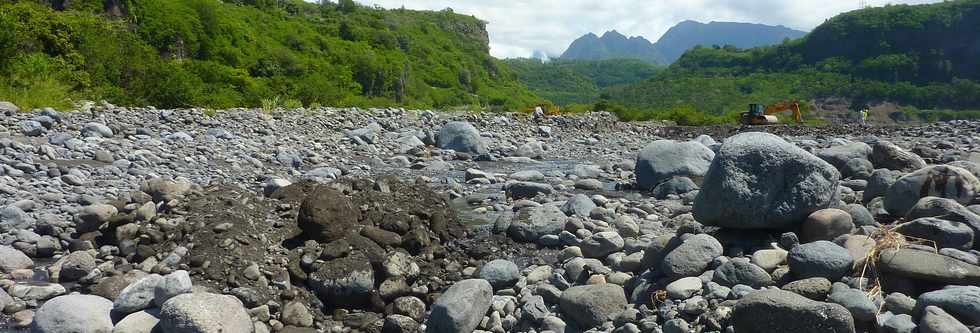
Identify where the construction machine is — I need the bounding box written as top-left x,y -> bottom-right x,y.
739,100 -> 803,125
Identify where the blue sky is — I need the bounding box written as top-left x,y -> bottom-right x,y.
357,0 -> 942,58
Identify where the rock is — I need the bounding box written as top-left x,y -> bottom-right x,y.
393,296 -> 426,321
878,249 -> 980,285
516,141 -> 546,158
384,314 -> 420,333
843,159 -> 875,179
817,142 -> 873,170
508,205 -> 567,242
159,293 -> 253,333
509,170 -> 545,182
76,204 -> 118,233
782,277 -> 832,300
58,251 -> 97,282
896,217 -> 974,250
426,279 -> 492,333
297,186 -> 360,243
661,234 -> 723,278
651,176 -> 699,198
0,245 -> 33,273
843,204 -> 876,227
1,205 -> 35,232
114,274 -> 164,315
914,286 -> 980,325
827,283 -> 876,323
308,251 -> 374,307
154,270 -> 192,306
20,120 -> 45,136
751,249 -> 788,272
32,294 -> 113,333
634,140 -> 715,190
712,259 -> 773,288
282,301 -> 314,327
579,231 -> 625,258
872,141 -> 927,172
693,132 -> 840,229
0,101 -> 19,113
920,306 -> 971,333
885,165 -> 980,217
140,178 -> 192,203
382,251 -> 420,280
787,241 -> 854,281
666,277 -> 703,299
8,283 -> 66,301
81,122 -> 114,138
437,121 -> 487,155
562,194 -> 596,217
559,284 -> 628,329
801,208 -> 854,242
478,259 -> 520,290
864,169 -> 903,203
113,309 -> 162,333
733,289 -> 854,333
882,313 -> 917,333
884,293 -> 917,315
505,181 -> 553,199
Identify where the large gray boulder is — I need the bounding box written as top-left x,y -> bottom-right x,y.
561,194 -> 596,217
896,218 -> 974,250
919,306 -> 971,333
437,121 -> 487,155
508,205 -> 567,242
308,252 -> 375,307
159,292 -> 253,333
579,231 -> 625,258
32,294 -> 114,333
872,141 -> 927,172
734,289 -> 854,333
693,132 -> 840,229
788,241 -> 854,281
559,284 -> 628,329
113,309 -> 162,333
478,260 -> 520,290
635,140 -> 715,190
0,245 -> 33,273
817,141 -> 872,170
1,205 -> 35,232
914,286 -> 980,325
661,234 -> 723,278
879,249 -> 980,285
885,165 -> 980,217
113,274 -> 164,315
712,259 -> 773,288
863,169 -> 903,203
426,279 -> 493,333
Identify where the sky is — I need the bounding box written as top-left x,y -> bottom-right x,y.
360,0 -> 942,59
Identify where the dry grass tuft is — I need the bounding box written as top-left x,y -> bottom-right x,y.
857,223 -> 938,313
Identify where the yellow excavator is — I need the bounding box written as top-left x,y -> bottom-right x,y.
739,100 -> 803,125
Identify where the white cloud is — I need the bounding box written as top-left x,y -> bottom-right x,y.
360,0 -> 943,58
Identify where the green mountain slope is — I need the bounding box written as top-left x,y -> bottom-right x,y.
0,0 -> 538,110
602,0 -> 980,122
502,58 -> 661,106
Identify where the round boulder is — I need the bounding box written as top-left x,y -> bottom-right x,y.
800,208 -> 854,242
159,292 -> 253,333
297,186 -> 360,243
634,140 -> 715,190
559,284 -> 628,329
885,165 -> 980,217
426,279 -> 493,333
787,241 -> 854,281
478,259 -> 520,290
693,132 -> 840,229
661,234 -> 723,278
733,289 -> 854,333
437,121 -> 487,155
33,294 -> 113,333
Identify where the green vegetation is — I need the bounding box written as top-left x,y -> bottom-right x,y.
501,58 -> 661,106
0,0 -> 538,110
598,1 -> 980,123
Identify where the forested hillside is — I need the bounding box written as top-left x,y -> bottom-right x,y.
602,0 -> 980,123
0,0 -> 538,110
501,58 -> 661,106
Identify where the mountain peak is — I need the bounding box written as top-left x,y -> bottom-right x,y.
601,30 -> 627,39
